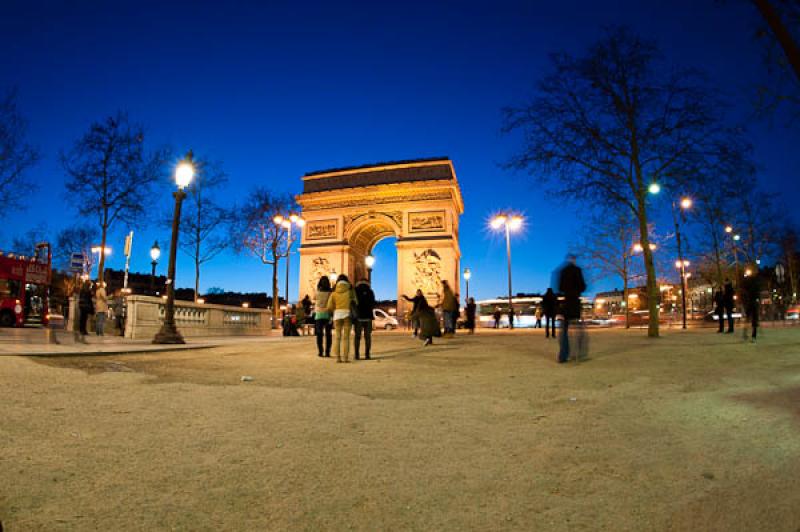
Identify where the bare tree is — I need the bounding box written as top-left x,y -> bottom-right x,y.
11,224 -> 49,254
55,224 -> 97,272
178,157 -> 230,301
62,112 -> 167,283
0,90 -> 39,211
503,27 -> 731,337
573,210 -> 642,328
232,188 -> 294,325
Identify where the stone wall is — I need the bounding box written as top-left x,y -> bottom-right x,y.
124,296 -> 272,339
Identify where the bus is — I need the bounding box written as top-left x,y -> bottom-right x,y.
0,243 -> 52,327
474,296 -> 594,328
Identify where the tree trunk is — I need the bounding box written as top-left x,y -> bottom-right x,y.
623,276 -> 630,329
637,209 -> 659,338
97,219 -> 108,284
195,256 -> 200,303
752,0 -> 800,84
272,259 -> 280,329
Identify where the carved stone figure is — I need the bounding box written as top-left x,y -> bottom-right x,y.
308,257 -> 332,294
413,249 -> 442,297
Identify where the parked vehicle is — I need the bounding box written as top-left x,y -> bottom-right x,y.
786,306 -> 799,320
373,308 -> 399,329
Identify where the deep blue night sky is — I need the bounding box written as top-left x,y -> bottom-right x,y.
2,0 -> 797,301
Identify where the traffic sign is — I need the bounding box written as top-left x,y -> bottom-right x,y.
70,252 -> 85,271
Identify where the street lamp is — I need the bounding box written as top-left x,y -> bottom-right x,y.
153,151 -> 194,344
490,213 -> 523,329
724,226 -> 742,285
274,212 -> 305,304
648,183 -> 661,195
463,267 -> 471,301
149,240 -> 160,294
672,196 -> 692,329
365,254 -> 375,283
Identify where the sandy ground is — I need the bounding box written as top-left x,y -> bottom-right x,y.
2,327 -> 800,531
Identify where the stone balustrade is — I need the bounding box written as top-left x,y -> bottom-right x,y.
124,295 -> 272,339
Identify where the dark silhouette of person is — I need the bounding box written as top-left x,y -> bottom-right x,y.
723,278 -> 735,333
493,307 -> 502,328
742,269 -> 762,342
465,297 -> 476,334
713,289 -> 724,333
403,289 -> 425,337
542,288 -> 558,339
557,255 -> 587,363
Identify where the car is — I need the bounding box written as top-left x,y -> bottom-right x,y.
786,306 -> 799,320
704,310 -> 742,322
373,308 -> 399,330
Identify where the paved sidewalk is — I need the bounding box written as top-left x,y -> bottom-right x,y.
0,328 -> 278,356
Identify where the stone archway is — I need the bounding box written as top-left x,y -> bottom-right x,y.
296,158 -> 464,320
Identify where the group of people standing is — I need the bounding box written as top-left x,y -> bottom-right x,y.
713,270 -> 762,342
76,280 -> 126,342
310,274 -> 376,362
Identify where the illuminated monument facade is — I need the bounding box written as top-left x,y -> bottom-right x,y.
296,158 -> 464,318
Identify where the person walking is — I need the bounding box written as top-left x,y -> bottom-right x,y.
301,294 -> 313,335
723,278 -> 735,334
742,268 -> 762,343
402,289 -> 425,337
534,306 -> 542,328
557,255 -> 587,363
440,280 -> 458,336
327,274 -> 357,363
78,280 -> 94,342
493,307 -> 502,329
314,276 -> 333,357
94,282 -> 108,336
713,288 -> 725,333
465,297 -> 477,334
295,303 -> 307,336
353,279 -> 376,360
542,288 -> 557,339
112,290 -> 126,336
507,308 -> 515,329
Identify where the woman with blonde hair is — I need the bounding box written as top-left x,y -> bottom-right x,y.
327,274 -> 358,363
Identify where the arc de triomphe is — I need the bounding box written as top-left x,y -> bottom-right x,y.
296,158 -> 464,319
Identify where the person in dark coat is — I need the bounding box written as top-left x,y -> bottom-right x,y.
713,288 -> 725,333
465,297 -> 477,334
742,269 -> 762,342
78,280 -> 94,342
723,278 -> 735,333
542,288 -> 558,339
411,293 -> 438,346
492,307 -> 502,329
301,294 -> 313,334
353,279 -> 376,360
557,255 -> 587,363
403,289 -> 425,337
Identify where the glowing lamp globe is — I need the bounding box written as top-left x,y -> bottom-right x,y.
365,255 -> 375,269
175,162 -> 195,189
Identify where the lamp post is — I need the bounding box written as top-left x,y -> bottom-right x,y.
90,245 -> 111,281
491,213 -> 523,329
153,152 -> 194,344
365,254 -> 375,283
463,267 -> 471,301
150,240 -> 160,294
725,226 -> 742,286
274,213 -> 305,304
672,197 -> 692,329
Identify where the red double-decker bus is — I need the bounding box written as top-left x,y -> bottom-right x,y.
0,242 -> 52,327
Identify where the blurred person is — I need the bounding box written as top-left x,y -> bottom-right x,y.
742,267 -> 762,343
493,307 -> 502,328
301,293 -> 313,335
534,306 -> 542,328
78,280 -> 94,342
557,255 -> 587,363
413,293 -> 439,346
723,278 -> 735,334
440,280 -> 458,336
465,297 -> 476,334
94,282 -> 108,336
713,288 -> 724,333
507,308 -> 515,330
402,289 -> 425,337
542,288 -> 557,339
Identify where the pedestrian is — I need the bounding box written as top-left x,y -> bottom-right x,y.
713,288 -> 724,333
723,278 -> 735,334
112,290 -> 126,337
440,280 -> 458,336
413,294 -> 438,346
557,255 -> 587,363
327,274 -> 357,363
353,278 -> 376,360
282,304 -> 299,336
78,280 -> 94,342
295,303 -> 307,336
465,297 -> 476,334
314,276 -> 333,357
542,288 -> 557,339
507,308 -> 515,329
493,307 -> 502,329
94,282 -> 108,336
742,268 -> 761,343
534,306 -> 542,328
301,294 -> 313,335
402,289 -> 426,337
